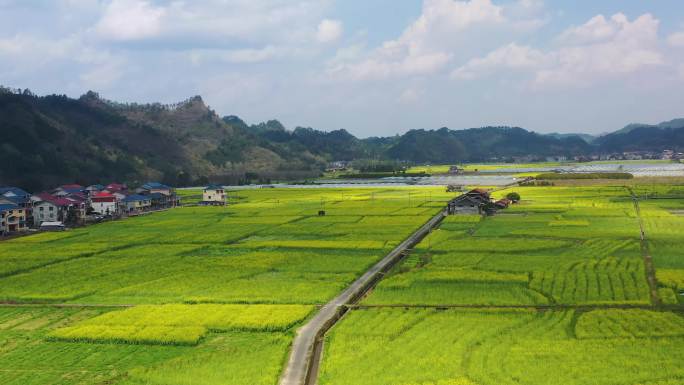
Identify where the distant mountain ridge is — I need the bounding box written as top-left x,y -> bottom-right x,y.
0,87 -> 682,190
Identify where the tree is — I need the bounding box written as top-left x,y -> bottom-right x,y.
506,192 -> 521,202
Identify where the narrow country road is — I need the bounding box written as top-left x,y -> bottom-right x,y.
279,210 -> 446,385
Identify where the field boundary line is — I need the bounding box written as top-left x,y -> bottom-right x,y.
348,303 -> 684,311
278,209 -> 447,385
626,187 -> 661,306
0,303 -> 135,308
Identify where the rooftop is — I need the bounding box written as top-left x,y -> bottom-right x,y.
0,203 -> 19,212
123,194 -> 151,202
142,182 -> 171,190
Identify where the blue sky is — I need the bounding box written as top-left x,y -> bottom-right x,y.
1,0 -> 683,137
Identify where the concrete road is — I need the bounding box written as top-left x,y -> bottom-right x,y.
279,210 -> 446,385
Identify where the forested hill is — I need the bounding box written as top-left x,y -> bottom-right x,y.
1,87 -> 683,190
0,89 -> 326,190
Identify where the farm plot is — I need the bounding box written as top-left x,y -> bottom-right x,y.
362,186 -> 649,306
0,307 -> 293,385
638,196 -> 684,304
319,308 -> 684,385
0,188 -> 450,305
0,187 -> 452,384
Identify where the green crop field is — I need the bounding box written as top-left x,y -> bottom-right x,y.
0,187 -> 452,385
319,308 -> 684,385
320,184 -> 684,385
3,183 -> 684,385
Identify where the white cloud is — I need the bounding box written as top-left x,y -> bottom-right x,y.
88,0 -> 333,47
316,19 -> 343,43
557,14 -> 623,44
537,13 -> 663,86
452,13 -> 665,87
668,31 -> 684,47
327,0 -> 545,81
451,43 -> 546,79
95,0 -> 165,41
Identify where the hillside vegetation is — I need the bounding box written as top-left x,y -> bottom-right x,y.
2,87 -> 683,190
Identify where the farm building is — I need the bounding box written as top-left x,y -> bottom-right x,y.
447,188 -> 492,215
201,184 -> 227,206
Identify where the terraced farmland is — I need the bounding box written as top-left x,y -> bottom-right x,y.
0,187 -> 451,385
319,185 -> 684,385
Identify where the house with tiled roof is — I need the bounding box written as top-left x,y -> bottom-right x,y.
447,188 -> 493,215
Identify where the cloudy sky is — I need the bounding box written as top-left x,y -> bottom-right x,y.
1,0 -> 683,136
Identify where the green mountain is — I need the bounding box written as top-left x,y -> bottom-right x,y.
0,88 -> 323,190
596,119 -> 684,152
1,87 -> 682,190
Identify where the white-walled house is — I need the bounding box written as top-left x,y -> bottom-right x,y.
33,200 -> 64,224
90,191 -> 118,215
201,184 -> 226,205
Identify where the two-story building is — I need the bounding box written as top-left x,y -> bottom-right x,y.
137,182 -> 179,208
33,195 -> 72,224
0,187 -> 33,226
201,184 -> 227,205
123,194 -> 152,214
90,191 -> 119,216
0,203 -> 28,235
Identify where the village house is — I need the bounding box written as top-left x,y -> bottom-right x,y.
447,188 -> 500,215
104,183 -> 127,193
137,182 -> 179,208
122,194 -> 152,214
53,184 -> 85,197
0,187 -> 33,225
201,184 -> 227,205
33,194 -> 72,224
65,192 -> 88,222
85,184 -> 105,194
89,191 -> 119,216
0,203 -> 28,235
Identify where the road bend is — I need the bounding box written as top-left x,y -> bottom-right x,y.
278,209 -> 446,385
